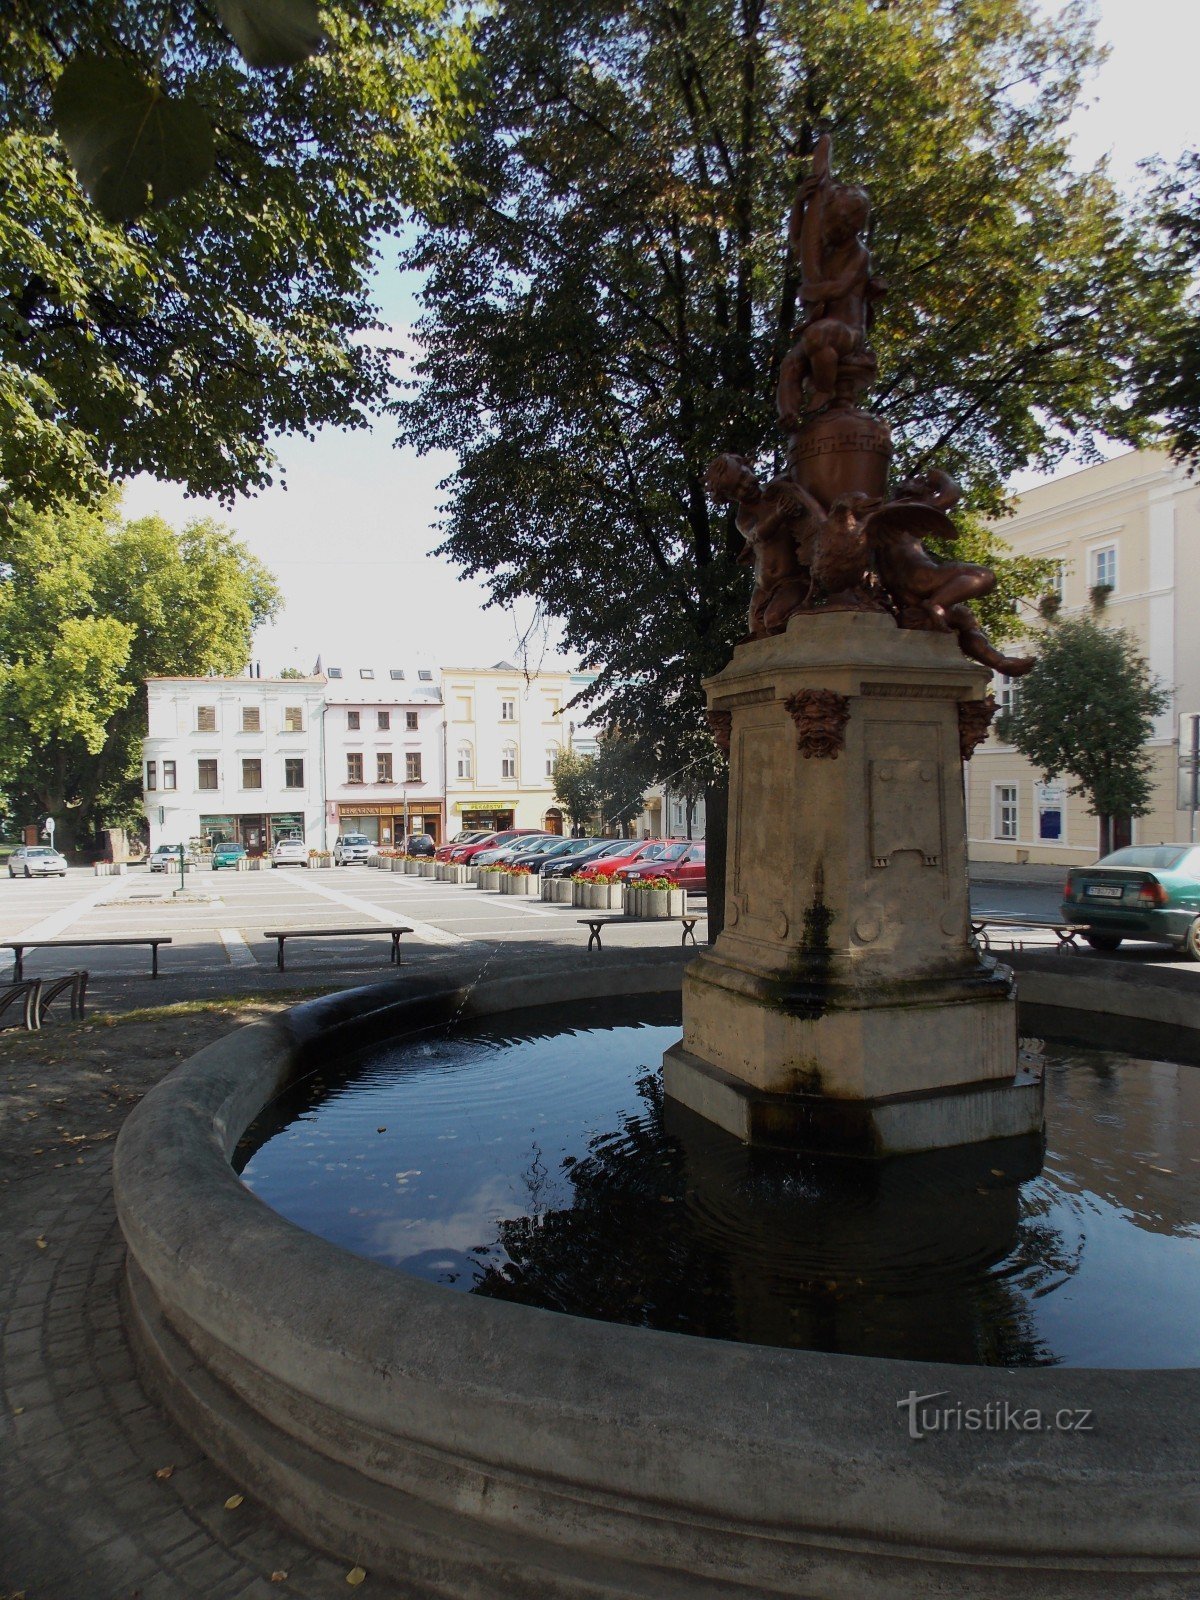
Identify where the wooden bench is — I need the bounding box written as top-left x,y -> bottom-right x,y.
971,917 -> 1085,952
262,926 -> 413,972
578,915 -> 702,953
0,978 -> 41,1031
4,936 -> 171,980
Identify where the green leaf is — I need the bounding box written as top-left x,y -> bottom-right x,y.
52,57 -> 214,222
214,0 -> 327,69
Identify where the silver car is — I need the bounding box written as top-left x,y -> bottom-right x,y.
333,833 -> 374,865
8,845 -> 68,878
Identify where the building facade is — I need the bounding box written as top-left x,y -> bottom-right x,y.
317,660 -> 445,847
442,662 -> 574,836
143,676 -> 327,852
968,450 -> 1200,865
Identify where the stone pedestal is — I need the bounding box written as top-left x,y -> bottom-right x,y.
665,611 -> 1044,1155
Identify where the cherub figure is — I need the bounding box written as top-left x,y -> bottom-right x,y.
863,476 -> 1036,675
777,135 -> 885,424
706,453 -> 816,639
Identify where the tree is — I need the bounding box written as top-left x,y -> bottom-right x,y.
1,1 -> 474,516
592,731 -> 652,836
397,0 -> 1175,933
996,616 -> 1171,856
1131,150 -> 1200,469
0,497 -> 280,850
552,748 -> 599,833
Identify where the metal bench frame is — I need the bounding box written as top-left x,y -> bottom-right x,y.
262,927 -> 414,972
578,915 -> 701,953
4,937 -> 170,980
970,918 -> 1084,952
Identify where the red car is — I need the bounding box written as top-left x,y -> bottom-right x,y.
435,830 -> 489,862
619,840 -> 706,891
450,828 -> 545,864
575,839 -> 675,881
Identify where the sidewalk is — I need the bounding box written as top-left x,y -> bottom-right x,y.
968,860 -> 1067,889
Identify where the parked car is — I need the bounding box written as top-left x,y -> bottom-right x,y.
271,838 -> 310,868
333,833 -> 374,866
472,833 -> 556,867
435,831 -> 490,862
403,833 -> 437,857
7,845 -> 68,879
149,844 -> 196,872
210,842 -> 247,871
450,829 -> 545,864
1061,844 -> 1200,958
540,839 -> 633,879
574,839 -> 673,881
620,840 -> 707,891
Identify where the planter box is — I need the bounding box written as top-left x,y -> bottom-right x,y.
477,870 -> 502,892
447,865 -> 474,885
624,885 -> 687,919
310,858 -> 333,869
505,873 -> 538,897
571,880 -> 590,908
93,862 -> 127,876
245,856 -> 266,870
542,878 -> 574,905
587,882 -> 623,911
417,861 -> 436,878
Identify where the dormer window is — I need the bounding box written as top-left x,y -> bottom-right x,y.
390,669 -> 405,681
327,667 -> 343,679
360,668 -> 375,680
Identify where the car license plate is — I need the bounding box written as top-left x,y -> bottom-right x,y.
1086,885 -> 1123,899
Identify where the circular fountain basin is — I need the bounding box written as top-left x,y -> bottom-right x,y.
114,950 -> 1200,1598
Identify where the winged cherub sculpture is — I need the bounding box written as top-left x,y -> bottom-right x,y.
705,453 -> 816,639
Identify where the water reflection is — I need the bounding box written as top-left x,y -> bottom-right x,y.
236,997 -> 1200,1368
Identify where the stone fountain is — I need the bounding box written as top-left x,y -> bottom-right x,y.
664,135 -> 1043,1155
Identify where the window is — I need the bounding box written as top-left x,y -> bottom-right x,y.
163,760 -> 176,790
405,711 -> 418,731
198,759 -> 218,791
347,710 -> 360,731
378,752 -> 393,782
241,706 -> 261,733
418,669 -> 433,682
1048,561 -> 1065,600
500,698 -> 516,721
456,696 -> 473,721
456,744 -> 473,779
146,760 -> 157,790
283,705 -> 303,732
197,705 -> 216,732
1092,545 -> 1117,590
501,743 -> 517,779
545,746 -> 558,779
406,752 -> 422,783
327,666 -> 343,679
996,674 -> 1021,718
241,758 -> 262,789
347,753 -> 363,783
285,758 -> 304,789
377,710 -> 390,730
360,668 -> 375,680
995,785 -> 1018,841
389,668 -> 405,681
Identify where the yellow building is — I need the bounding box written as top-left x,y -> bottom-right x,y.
441,662 -> 577,837
968,450 -> 1200,865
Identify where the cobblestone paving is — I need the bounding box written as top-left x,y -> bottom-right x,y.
0,1006 -> 414,1600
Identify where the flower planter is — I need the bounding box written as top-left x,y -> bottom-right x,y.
246,856 -> 266,870
417,860 -> 436,878
400,859 -> 418,874
571,880 -> 590,908
445,865 -> 474,885
506,873 -> 538,897
588,882 -> 623,911
309,857 -> 333,869
624,885 -> 686,919
541,877 -> 573,905
93,862 -> 127,876
477,869 -> 502,892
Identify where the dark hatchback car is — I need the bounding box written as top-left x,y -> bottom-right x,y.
1061,844 -> 1200,958
403,833 -> 436,857
540,839 -> 633,879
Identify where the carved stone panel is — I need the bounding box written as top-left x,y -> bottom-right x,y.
706,708 -> 732,755
783,689 -> 850,759
869,758 -> 942,867
958,695 -> 997,761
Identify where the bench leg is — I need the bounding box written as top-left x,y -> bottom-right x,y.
391,933 -> 400,965
151,943 -> 160,977
12,949 -> 23,981
277,940 -> 286,972
681,920 -> 697,947
588,925 -> 602,952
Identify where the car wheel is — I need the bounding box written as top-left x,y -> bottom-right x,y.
1083,932 -> 1122,952
1184,918 -> 1200,963
271,862 -> 277,869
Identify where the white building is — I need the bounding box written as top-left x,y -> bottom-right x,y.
143,675 -> 327,853
316,659 -> 445,848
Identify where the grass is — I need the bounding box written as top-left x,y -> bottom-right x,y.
89,989 -> 326,1027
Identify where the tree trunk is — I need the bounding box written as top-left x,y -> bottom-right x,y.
704,775 -> 729,943
1098,814 -> 1113,857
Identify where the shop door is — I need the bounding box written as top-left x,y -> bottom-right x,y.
240,816 -> 266,855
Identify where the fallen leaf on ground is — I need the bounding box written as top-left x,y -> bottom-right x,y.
155,1465 -> 174,1480
34,1237 -> 47,1250
270,1573 -> 287,1584
346,1567 -> 367,1586
224,1493 -> 244,1509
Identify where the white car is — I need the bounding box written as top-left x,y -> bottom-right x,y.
271,838 -> 310,868
149,844 -> 195,872
333,833 -> 374,865
8,845 -> 68,879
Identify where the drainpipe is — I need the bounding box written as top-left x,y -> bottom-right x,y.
319,698 -> 328,851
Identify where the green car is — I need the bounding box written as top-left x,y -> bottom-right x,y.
211,843 -> 247,871
1061,844 -> 1200,959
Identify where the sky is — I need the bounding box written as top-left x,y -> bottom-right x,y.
119,0 -> 1197,675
